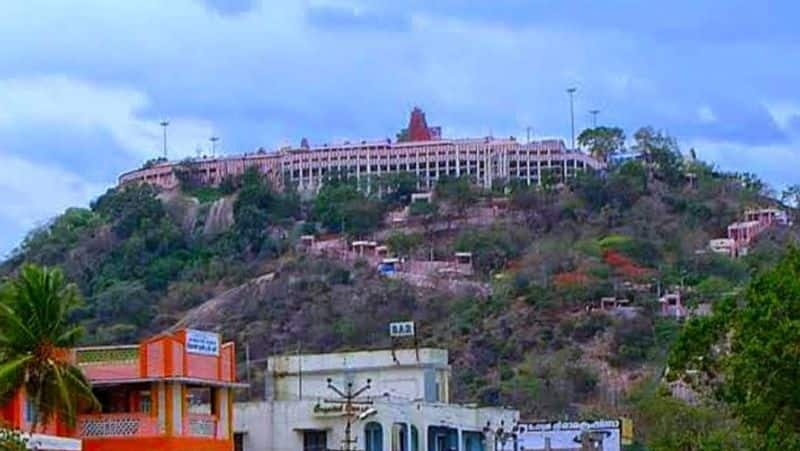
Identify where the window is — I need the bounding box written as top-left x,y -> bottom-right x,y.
24,398 -> 38,423
365,422 -> 383,451
138,390 -> 152,413
463,431 -> 486,451
303,430 -> 327,451
391,424 -> 419,451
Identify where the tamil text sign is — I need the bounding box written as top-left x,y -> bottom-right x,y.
506,420 -> 622,451
186,329 -> 220,356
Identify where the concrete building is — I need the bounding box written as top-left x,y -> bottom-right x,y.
234,348 -> 518,451
1,329 -> 244,451
119,109 -> 603,194
710,207 -> 790,257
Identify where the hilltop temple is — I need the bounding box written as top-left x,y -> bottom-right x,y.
119,108 -> 603,193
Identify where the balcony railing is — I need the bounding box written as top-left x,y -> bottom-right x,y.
78,413 -> 160,438
183,414 -> 219,438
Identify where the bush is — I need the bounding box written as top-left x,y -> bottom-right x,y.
572,313 -> 612,342
0,427 -> 27,451
455,225 -> 531,273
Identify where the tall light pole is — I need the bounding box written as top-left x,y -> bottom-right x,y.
589,109 -> 600,128
159,120 -> 170,160
566,87 -> 577,150
209,136 -> 219,157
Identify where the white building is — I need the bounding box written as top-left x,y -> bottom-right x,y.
235,348 -> 518,451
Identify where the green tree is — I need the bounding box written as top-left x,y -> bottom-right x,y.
669,248 -> 800,449
233,167 -> 299,251
633,127 -> 684,186
313,177 -> 384,237
435,176 -> 479,219
0,265 -> 98,429
577,126 -> 625,162
781,184 -> 800,222
631,387 -> 744,450
373,172 -> 419,207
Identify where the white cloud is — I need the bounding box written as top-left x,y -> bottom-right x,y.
697,105 -> 716,123
766,101 -> 800,131
688,138 -> 800,192
0,151 -> 106,230
0,75 -> 216,161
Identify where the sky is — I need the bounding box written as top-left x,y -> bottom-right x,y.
1,0 -> 800,256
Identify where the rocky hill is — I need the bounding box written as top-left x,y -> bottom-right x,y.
3,128 -> 798,431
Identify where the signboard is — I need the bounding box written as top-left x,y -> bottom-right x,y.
312,401 -> 372,418
389,321 -> 415,338
186,329 -> 220,356
22,432 -> 82,450
502,420 -> 622,451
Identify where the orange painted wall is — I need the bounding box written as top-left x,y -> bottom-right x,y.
83,437 -> 233,451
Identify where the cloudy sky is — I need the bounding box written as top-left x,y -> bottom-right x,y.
1,0 -> 799,256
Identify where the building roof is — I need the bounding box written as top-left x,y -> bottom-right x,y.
268,348 -> 449,374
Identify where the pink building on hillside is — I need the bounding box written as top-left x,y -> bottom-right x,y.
119,109 -> 603,194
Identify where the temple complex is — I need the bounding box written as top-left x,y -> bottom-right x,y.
119,108 -> 603,194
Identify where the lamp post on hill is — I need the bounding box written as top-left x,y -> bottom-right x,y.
589,109 -> 600,128
160,120 -> 170,160
566,87 -> 577,150
210,136 -> 219,157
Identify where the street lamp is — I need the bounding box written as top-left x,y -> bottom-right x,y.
566,87 -> 577,150
210,136 -> 220,157
159,120 -> 170,160
589,109 -> 600,128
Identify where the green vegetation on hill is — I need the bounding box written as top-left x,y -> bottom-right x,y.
2,125 -> 798,449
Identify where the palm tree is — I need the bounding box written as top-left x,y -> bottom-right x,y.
0,264 -> 98,431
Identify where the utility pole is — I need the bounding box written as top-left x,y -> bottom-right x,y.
245,342 -> 252,399
566,87 -> 577,150
210,136 -> 219,157
589,109 -> 600,128
526,126 -> 531,144
160,120 -> 169,160
326,377 -> 373,451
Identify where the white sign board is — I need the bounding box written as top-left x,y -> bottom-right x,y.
389,321 -> 415,337
186,329 -> 220,356
504,420 -> 621,451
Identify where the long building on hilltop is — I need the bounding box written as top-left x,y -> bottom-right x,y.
119,108 -> 604,193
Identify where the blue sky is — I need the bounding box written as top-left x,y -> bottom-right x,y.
1,0 -> 799,256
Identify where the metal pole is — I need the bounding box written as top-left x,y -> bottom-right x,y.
566,88 -> 577,150
160,120 -> 169,159
210,136 -> 219,157
245,342 -> 252,399
589,109 -> 600,128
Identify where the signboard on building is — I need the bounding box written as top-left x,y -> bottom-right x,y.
312,401 -> 372,418
389,321 -> 415,337
186,329 -> 220,356
504,420 -> 623,451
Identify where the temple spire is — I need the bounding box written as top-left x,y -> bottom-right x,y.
407,107 -> 433,141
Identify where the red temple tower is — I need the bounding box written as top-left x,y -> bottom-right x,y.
407,107 -> 433,141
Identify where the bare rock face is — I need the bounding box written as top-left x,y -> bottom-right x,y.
202,196 -> 235,236
157,189 -> 199,233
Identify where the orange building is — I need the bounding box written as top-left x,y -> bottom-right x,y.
1,329 -> 243,451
